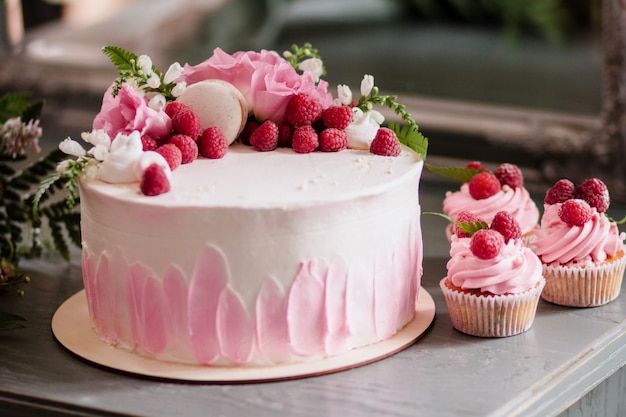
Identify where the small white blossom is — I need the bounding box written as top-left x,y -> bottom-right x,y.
83,161 -> 99,180
89,144 -> 109,162
171,82 -> 186,98
370,109 -> 385,124
298,58 -> 323,83
137,55 -> 153,76
81,130 -> 111,148
148,93 -> 166,111
336,84 -> 353,106
59,138 -> 86,157
56,160 -> 71,174
164,62 -> 182,84
360,75 -> 375,97
146,74 -> 161,89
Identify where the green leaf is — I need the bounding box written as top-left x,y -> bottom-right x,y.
389,122 -> 428,161
0,312 -> 26,331
423,211 -> 488,236
0,92 -> 31,122
425,164 -> 486,183
102,45 -> 138,72
20,100 -> 44,124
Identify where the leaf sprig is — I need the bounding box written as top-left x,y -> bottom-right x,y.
424,211 -> 489,237
425,164 -> 486,183
389,122 -> 428,161
102,45 -> 179,100
283,43 -> 326,78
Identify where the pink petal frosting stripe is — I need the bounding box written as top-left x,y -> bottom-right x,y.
255,277 -> 291,364
188,245 -> 229,364
141,277 -> 168,355
217,287 -> 254,365
287,260 -> 327,356
162,265 -> 194,361
324,258 -> 348,356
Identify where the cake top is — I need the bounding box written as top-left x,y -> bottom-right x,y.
531,178 -> 626,266
35,43 -> 428,213
444,210 -> 543,295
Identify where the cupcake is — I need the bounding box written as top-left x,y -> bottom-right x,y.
441,162 -> 540,242
531,178 -> 626,307
440,211 -> 545,337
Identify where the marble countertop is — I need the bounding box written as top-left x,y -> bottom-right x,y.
0,182 -> 624,417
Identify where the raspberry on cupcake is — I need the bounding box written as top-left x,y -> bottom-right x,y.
440,210 -> 545,337
531,178 -> 626,307
442,161 -> 540,242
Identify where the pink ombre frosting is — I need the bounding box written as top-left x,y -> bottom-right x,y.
531,203 -> 625,266
446,236 -> 543,294
443,183 -> 539,235
80,144 -> 424,365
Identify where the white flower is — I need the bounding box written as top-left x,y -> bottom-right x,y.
97,131 -> 144,183
146,74 -> 161,89
148,93 -> 166,111
81,129 -> 111,148
171,82 -> 186,98
370,109 -> 385,124
336,84 -> 352,106
137,55 -> 153,76
89,144 -> 109,162
360,75 -> 374,97
59,138 -> 86,157
298,58 -> 324,83
83,161 -> 99,180
164,62 -> 182,84
56,160 -> 71,174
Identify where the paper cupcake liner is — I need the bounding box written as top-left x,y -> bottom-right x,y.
541,253 -> 626,307
439,278 -> 545,337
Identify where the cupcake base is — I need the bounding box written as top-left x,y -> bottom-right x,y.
440,278 -> 545,337
541,251 -> 626,307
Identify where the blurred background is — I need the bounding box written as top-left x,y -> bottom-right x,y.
1,0 -> 621,199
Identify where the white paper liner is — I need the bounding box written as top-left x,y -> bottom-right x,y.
439,277 -> 545,337
541,253 -> 626,307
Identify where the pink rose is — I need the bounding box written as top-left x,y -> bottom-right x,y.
181,48 -> 333,122
93,83 -> 172,141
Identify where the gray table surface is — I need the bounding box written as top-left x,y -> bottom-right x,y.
0,182 -> 625,417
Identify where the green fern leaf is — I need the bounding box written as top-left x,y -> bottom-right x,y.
425,164 -> 486,183
389,122 -> 428,160
49,220 -> 70,261
102,45 -> 138,72
20,100 -> 44,123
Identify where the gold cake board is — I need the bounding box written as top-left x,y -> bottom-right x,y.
51,288 -> 435,383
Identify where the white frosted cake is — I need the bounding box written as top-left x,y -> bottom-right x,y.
46,44 -> 428,366
80,144 -> 423,365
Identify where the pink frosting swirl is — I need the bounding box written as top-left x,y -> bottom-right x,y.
532,203 -> 624,266
443,183 -> 539,234
446,237 -> 543,294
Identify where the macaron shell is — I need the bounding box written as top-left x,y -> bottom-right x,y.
176,80 -> 248,144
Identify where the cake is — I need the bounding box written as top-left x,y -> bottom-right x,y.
41,44 -> 428,365
531,178 -> 626,307
439,211 -> 545,337
440,161 -> 539,242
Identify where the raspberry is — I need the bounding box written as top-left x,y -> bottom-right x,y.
466,161 -> 486,171
319,128 -> 348,152
453,210 -> 486,238
468,172 -> 501,200
165,101 -> 191,118
370,128 -> 401,157
238,120 -> 260,146
545,179 -> 575,205
285,94 -> 323,126
141,134 -> 158,151
470,229 -> 504,260
292,125 -> 319,153
168,134 -> 198,164
277,122 -> 294,148
155,143 -> 182,170
494,163 -> 524,189
172,108 -> 202,140
322,105 -> 353,130
574,178 -> 610,213
140,163 -> 171,196
198,126 -> 228,159
559,199 -> 593,226
490,211 -> 522,242
250,120 -> 279,152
